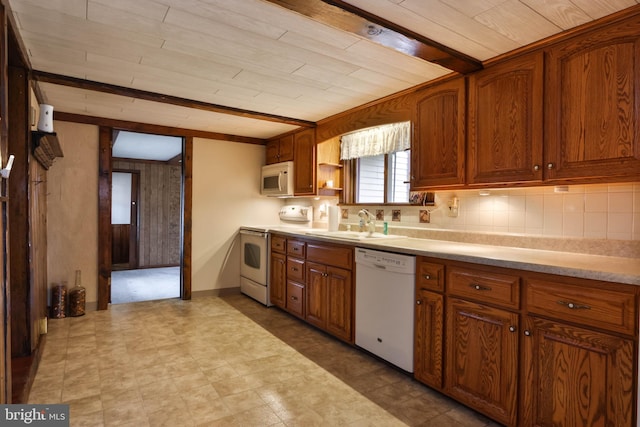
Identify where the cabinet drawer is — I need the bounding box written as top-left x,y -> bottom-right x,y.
287,240 -> 306,258
417,258 -> 445,292
306,243 -> 353,270
286,280 -> 304,318
287,257 -> 305,282
448,266 -> 520,309
271,235 -> 286,253
526,279 -> 637,335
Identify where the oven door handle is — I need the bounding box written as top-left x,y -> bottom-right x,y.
240,230 -> 268,238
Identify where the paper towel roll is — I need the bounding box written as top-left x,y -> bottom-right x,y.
328,206 -> 340,231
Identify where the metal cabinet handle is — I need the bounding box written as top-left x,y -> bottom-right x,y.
290,296 -> 298,301
524,330 -> 531,336
533,164 -> 540,171
416,300 -> 422,305
547,162 -> 554,169
509,326 -> 516,332
423,274 -> 431,280
557,300 -> 591,310
291,267 -> 298,272
469,283 -> 492,291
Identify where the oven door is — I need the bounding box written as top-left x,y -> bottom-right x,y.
239,229 -> 269,286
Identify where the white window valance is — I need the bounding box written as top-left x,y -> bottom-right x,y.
340,121 -> 411,160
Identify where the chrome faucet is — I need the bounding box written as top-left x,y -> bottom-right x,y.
358,209 -> 376,235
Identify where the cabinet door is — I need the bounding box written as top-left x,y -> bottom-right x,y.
412,77 -> 466,189
293,128 -> 316,195
278,135 -> 294,162
468,52 -> 544,184
545,20 -> 640,181
325,266 -> 353,342
414,288 -> 443,389
305,262 -> 327,329
446,298 -> 519,426
269,252 -> 286,308
265,139 -> 280,165
521,316 -> 635,427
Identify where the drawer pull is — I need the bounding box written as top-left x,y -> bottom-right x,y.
509,326 -> 516,333
416,300 -> 422,305
470,283 -> 492,291
291,267 -> 298,272
557,300 -> 591,310
423,274 -> 431,280
290,296 -> 298,301
524,330 -> 531,336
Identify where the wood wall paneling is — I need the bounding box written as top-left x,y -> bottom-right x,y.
97,127 -> 112,310
112,160 -> 181,268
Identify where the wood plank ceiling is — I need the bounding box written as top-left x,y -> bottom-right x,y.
6,0 -> 639,141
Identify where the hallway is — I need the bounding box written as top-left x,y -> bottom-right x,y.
110,267 -> 180,304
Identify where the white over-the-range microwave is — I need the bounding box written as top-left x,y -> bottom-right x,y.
261,161 -> 294,197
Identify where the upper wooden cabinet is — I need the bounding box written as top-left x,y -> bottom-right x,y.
468,52 -> 544,185
412,77 -> 466,189
544,18 -> 640,181
265,134 -> 294,164
293,128 -> 316,196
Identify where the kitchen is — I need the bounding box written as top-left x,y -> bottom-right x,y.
1,0 -> 640,426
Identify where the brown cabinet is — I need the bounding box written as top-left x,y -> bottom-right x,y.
468,52 -> 544,185
412,257 -> 638,427
305,262 -> 353,342
265,134 -> 294,164
446,298 -> 519,426
414,257 -> 445,389
306,242 -> 354,342
544,18 -> 640,182
444,264 -> 520,427
521,277 -> 637,427
412,77 -> 466,189
269,251 -> 286,308
293,128 -> 316,195
414,286 -> 444,389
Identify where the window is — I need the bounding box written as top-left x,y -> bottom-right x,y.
341,121 -> 412,204
355,150 -> 410,204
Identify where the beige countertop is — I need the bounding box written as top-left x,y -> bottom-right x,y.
267,228 -> 640,286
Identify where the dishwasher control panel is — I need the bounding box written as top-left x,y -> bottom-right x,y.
355,248 -> 414,269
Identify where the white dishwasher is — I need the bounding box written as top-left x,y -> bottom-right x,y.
355,247 -> 416,372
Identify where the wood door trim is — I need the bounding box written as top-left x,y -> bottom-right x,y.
98,130 -> 192,309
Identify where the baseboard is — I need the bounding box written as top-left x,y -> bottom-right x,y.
192,287 -> 241,298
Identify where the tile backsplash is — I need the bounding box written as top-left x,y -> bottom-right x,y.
340,183 -> 640,241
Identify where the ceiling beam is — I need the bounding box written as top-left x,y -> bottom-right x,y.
53,111 -> 267,145
265,0 -> 482,74
31,70 -> 316,128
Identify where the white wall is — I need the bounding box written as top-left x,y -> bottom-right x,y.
47,122 -> 100,304
191,137 -> 283,293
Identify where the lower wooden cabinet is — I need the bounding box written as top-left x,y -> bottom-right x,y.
305,261 -> 353,342
521,316 -> 635,427
413,260 -> 638,427
414,287 -> 443,389
269,251 -> 286,308
445,298 -> 519,426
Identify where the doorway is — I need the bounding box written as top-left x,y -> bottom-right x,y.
109,130 -> 184,304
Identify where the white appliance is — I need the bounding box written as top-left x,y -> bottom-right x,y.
240,205 -> 312,306
240,228 -> 271,306
261,161 -> 294,197
355,247 -> 416,372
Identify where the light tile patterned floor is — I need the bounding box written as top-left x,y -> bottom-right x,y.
28,294 -> 502,426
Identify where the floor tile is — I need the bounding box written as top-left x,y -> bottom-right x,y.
28,294 -> 502,427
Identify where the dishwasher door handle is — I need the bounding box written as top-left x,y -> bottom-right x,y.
373,264 -> 387,270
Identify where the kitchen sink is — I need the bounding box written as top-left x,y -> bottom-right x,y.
305,230 -> 406,241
